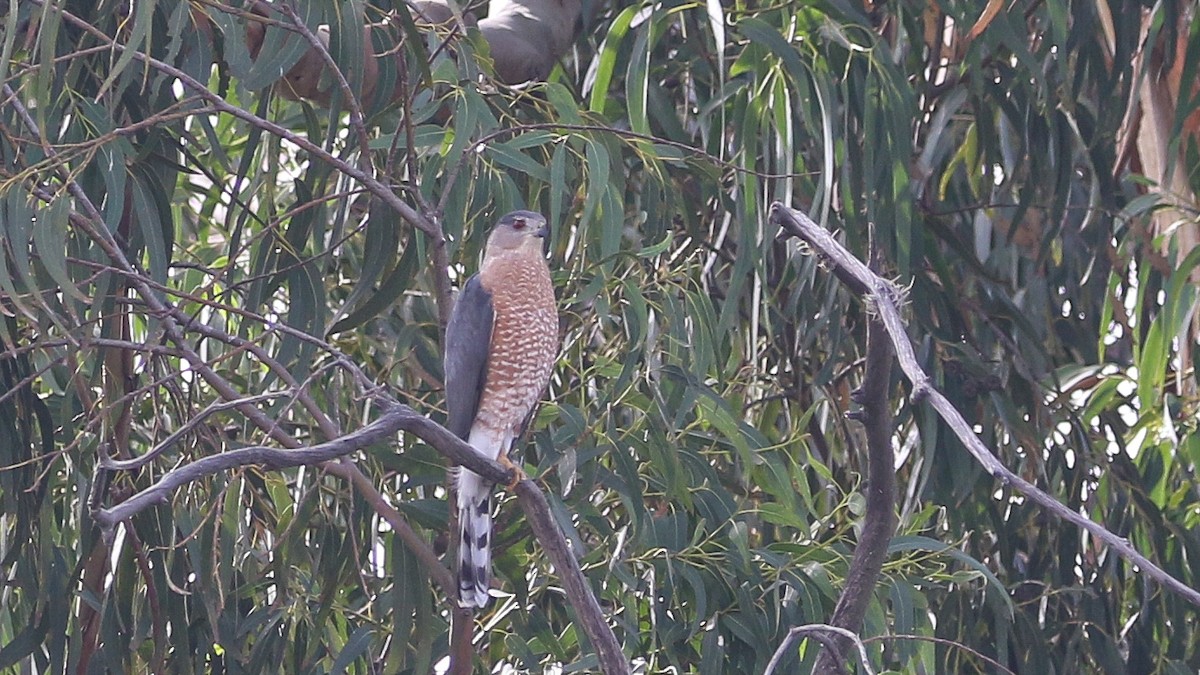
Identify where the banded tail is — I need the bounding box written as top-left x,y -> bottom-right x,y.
456,468 -> 493,608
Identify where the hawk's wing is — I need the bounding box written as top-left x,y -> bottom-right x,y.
444,274 -> 494,440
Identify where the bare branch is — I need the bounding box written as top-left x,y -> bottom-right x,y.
813,310 -> 897,674
90,398 -> 629,673
514,479 -> 629,675
91,405 -> 413,527
769,201 -> 1200,610
765,624 -> 875,675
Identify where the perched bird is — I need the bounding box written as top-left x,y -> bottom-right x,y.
443,210 -> 558,608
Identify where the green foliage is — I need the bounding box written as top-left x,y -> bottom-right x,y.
1,0 -> 1198,673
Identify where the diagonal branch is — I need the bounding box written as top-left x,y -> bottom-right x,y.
769,201 -> 1200,610
90,398 -> 629,674
273,2 -> 372,163
513,478 -> 627,673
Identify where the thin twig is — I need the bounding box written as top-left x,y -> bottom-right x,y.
769,201 -> 1200,610
459,121 -> 818,184
863,634 -> 1016,675
100,392 -> 290,471
274,2 -> 373,166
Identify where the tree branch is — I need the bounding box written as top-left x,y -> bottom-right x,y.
514,479 -> 628,674
90,399 -> 629,673
813,313 -> 897,674
765,624 -> 875,675
90,405 -> 414,526
863,634 -> 1016,675
769,201 -> 1200,609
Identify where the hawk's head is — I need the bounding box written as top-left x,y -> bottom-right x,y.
487,210 -> 549,254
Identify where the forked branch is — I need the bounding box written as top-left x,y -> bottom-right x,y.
769,201 -> 1200,610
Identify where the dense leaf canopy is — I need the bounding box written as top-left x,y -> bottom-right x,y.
1,0 -> 1198,673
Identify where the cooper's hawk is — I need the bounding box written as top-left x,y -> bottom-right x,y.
444,210 -> 558,608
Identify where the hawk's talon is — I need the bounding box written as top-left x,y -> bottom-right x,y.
497,454 -> 526,489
